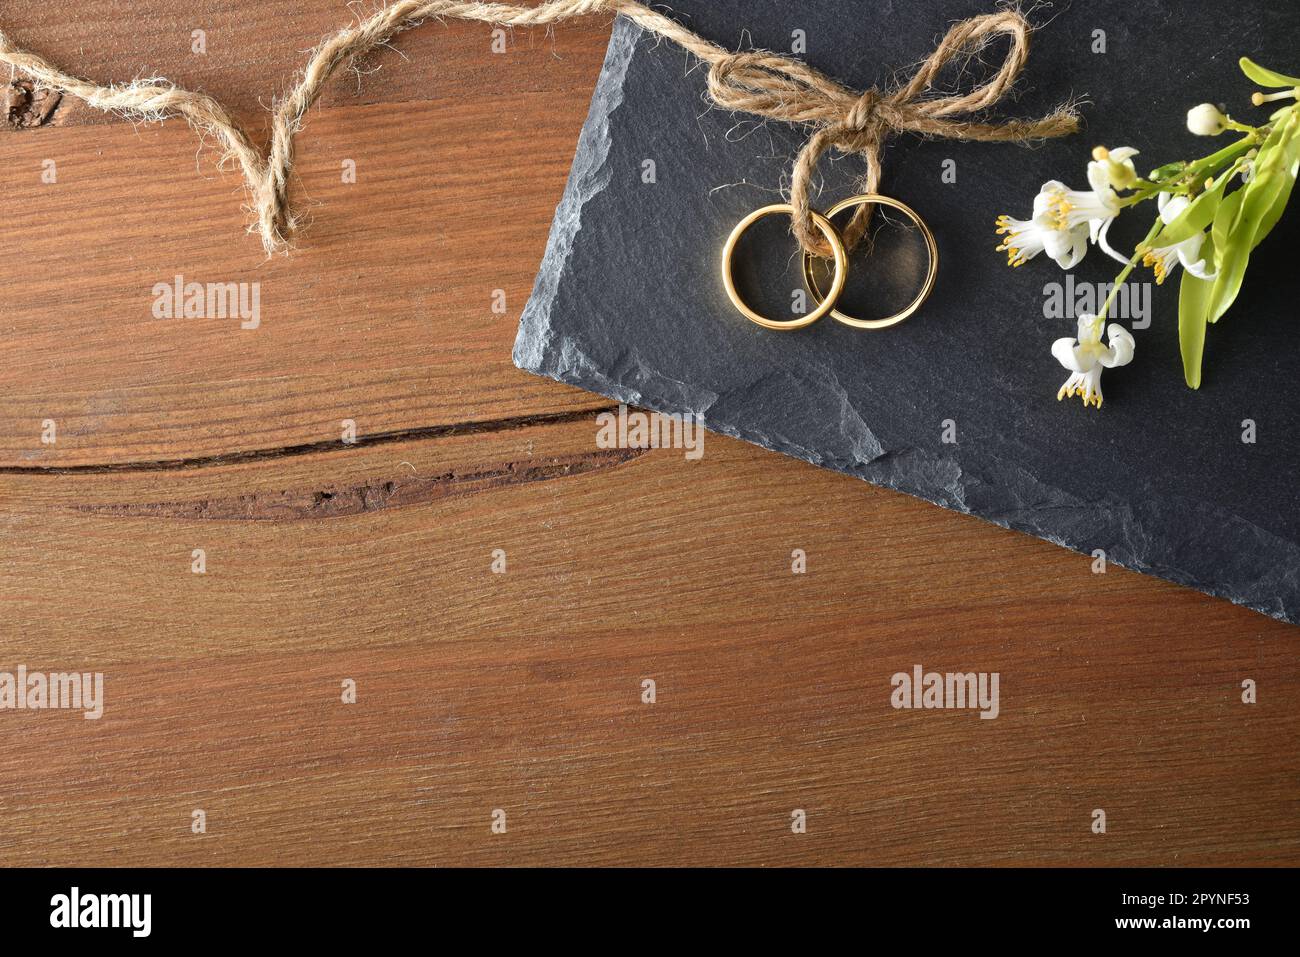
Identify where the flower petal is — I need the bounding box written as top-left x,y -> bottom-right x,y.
1182,256 -> 1218,281
1052,337 -> 1088,372
1099,324 -> 1135,368
1176,235 -> 1216,280
1159,194 -> 1191,225
1095,218 -> 1131,266
1044,226 -> 1087,269
1087,162 -> 1109,195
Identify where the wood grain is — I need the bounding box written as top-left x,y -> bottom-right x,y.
0,1 -> 1295,867
0,0 -> 612,468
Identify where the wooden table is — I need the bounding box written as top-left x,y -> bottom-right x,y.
0,1 -> 1295,867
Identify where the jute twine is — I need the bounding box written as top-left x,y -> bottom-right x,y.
0,1 -> 1078,257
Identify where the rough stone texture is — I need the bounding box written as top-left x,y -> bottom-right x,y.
516,0 -> 1300,624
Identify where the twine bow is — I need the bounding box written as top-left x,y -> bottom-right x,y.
706,10 -> 1079,257
0,2 -> 1078,256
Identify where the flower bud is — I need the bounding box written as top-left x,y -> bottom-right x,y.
1187,103 -> 1228,136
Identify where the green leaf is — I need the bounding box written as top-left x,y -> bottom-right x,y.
1178,235 -> 1216,389
1252,154 -> 1297,249
1207,117 -> 1298,322
1240,57 -> 1300,88
1211,188 -> 1244,265
1148,161 -> 1186,181
1241,115 -> 1298,246
1152,172 -> 1231,246
1252,111 -> 1292,159
1207,204 -> 1256,323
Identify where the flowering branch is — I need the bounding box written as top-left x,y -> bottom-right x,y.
996,57 -> 1300,406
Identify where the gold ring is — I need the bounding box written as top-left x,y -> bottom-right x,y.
722,204 -> 847,331
801,194 -> 938,330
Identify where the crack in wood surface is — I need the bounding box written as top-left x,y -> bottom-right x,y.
4,79 -> 61,128
0,407 -> 616,475
67,446 -> 646,521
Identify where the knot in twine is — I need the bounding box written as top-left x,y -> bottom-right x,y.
706,10 -> 1079,258
0,2 -> 1077,256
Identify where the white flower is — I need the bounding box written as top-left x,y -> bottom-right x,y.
1052,313 -> 1135,409
996,180 -> 1090,269
1187,103 -> 1228,136
1088,146 -> 1140,191
1043,180 -> 1122,234
1049,174 -> 1130,267
1139,192 -> 1218,284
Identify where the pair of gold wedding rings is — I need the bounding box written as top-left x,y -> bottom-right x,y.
721,193 -> 938,331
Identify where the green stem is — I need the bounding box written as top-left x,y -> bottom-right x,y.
1181,132 -> 1260,183
1119,183 -> 1165,207
1114,138 -> 1258,213
1097,219 -> 1164,322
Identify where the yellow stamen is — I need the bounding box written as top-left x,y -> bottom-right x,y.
1253,88 -> 1300,105
1047,193 -> 1074,231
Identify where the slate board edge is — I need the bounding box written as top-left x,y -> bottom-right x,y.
512,16 -> 637,377
513,17 -> 1299,628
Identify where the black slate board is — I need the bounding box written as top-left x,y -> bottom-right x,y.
515,0 -> 1300,624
